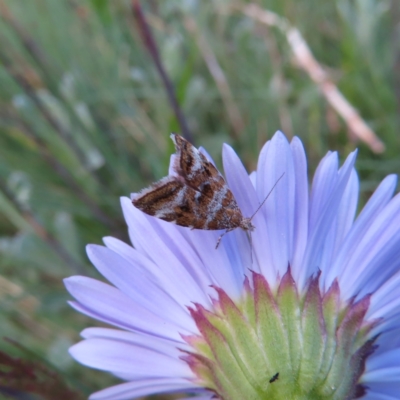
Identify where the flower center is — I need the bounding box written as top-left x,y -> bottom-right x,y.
181,269 -> 378,400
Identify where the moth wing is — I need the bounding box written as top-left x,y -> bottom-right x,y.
132,175 -> 226,229
133,176 -> 184,219
171,134 -> 238,210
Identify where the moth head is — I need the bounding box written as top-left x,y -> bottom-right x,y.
240,218 -> 255,232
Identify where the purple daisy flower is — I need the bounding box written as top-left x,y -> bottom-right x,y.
65,132 -> 400,400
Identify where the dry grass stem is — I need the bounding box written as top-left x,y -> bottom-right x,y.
184,16 -> 245,140
239,4 -> 385,153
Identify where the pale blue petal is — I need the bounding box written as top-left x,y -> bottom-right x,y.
339,190 -> 400,299
362,392 -> 399,400
181,228 -> 244,298
249,171 -> 257,188
332,169 -> 359,254
256,131 -> 295,280
223,143 -> 262,274
122,197 -> 214,295
222,144 -> 259,219
300,150 -> 357,289
254,137 -> 275,278
326,174 -> 397,288
372,316 -> 400,340
363,367 -> 400,382
355,229 -> 400,300
289,137 -> 309,283
363,383 -> 400,398
102,236 -> 210,306
308,151 -> 338,234
369,348 -> 400,367
70,338 -> 192,378
89,379 -> 200,400
80,327 -> 190,356
125,197 -> 242,299
64,276 -> 192,340
373,328 -> 400,355
86,245 -> 196,330
369,271 -> 400,321
320,169 -> 358,288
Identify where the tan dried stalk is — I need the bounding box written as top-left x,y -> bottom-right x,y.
184,16 -> 245,140
234,4 -> 385,153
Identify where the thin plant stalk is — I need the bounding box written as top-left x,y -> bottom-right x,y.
132,0 -> 193,143
236,3 -> 385,153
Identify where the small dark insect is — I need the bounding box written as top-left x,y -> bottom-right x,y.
133,134 -> 284,248
269,372 -> 279,383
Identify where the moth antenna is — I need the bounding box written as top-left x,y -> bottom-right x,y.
250,172 -> 285,221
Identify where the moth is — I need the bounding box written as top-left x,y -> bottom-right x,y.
132,134 -> 283,248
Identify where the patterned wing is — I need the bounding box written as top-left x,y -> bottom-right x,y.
170,134 -> 238,211
132,175 -> 243,230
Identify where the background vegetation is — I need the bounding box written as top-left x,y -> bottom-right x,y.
0,0 -> 398,398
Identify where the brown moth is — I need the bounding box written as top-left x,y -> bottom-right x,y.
132,134 -> 282,248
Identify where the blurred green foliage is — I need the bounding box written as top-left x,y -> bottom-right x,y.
0,0 -> 398,398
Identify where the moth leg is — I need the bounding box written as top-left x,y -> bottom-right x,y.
215,228 -> 234,249
247,231 -> 253,264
